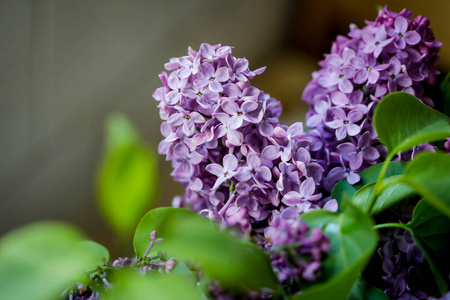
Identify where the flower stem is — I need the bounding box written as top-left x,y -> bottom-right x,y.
373,222 -> 409,230
366,151 -> 395,213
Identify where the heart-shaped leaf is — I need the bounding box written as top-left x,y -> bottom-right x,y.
373,92 -> 450,156
133,207 -> 280,293
332,161 -> 406,209
294,204 -> 377,300
399,151 -> 450,216
407,199 -> 450,295
0,222 -> 102,299
351,175 -> 414,215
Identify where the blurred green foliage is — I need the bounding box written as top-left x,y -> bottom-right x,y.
0,222 -> 107,299
134,207 -> 281,294
97,113 -> 158,238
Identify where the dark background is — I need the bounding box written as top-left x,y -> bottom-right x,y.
1,0 -> 448,254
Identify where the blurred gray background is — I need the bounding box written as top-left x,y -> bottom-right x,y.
1,0 -> 449,254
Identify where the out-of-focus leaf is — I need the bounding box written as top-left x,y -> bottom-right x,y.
77,240 -> 110,264
104,113 -> 140,156
399,152 -> 450,216
407,199 -> 450,295
351,175 -> 414,215
331,161 -> 406,209
172,260 -> 195,276
133,207 -> 280,293
294,205 -> 377,300
97,113 -> 158,237
0,222 -> 101,299
104,270 -> 201,300
347,278 -> 389,300
373,92 -> 450,156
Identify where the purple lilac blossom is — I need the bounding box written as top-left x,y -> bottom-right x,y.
154,43 -> 336,242
365,202 -> 447,300
445,138 -> 450,153
265,219 -> 330,284
302,5 -> 441,191
303,8 -> 444,298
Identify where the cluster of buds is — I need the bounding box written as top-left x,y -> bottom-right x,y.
62,231 -> 177,300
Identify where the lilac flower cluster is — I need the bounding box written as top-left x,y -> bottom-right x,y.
265,219 -> 330,285
378,227 -> 431,299
62,231 -> 177,300
154,43 -> 337,236
302,6 -> 441,191
364,203 -> 444,300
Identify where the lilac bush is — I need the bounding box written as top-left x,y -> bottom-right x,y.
151,6 -> 449,299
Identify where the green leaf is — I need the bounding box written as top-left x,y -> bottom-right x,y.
295,205 -> 378,300
351,175 -> 415,215
104,113 -> 140,156
104,270 -> 202,300
97,113 -> 158,237
399,151 -> 450,216
77,240 -> 110,264
407,199 -> 450,295
373,91 -> 450,155
0,222 -> 102,299
133,207 -> 280,292
332,161 -> 406,209
172,260 -> 195,276
347,278 -> 389,300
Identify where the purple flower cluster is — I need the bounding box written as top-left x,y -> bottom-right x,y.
378,227 -> 431,299
154,43 -> 337,235
265,219 -> 330,285
302,6 -> 441,191
364,203 -> 444,300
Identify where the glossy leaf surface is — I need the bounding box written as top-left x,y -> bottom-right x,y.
351,175 -> 414,215
373,92 -> 450,155
332,162 -> 406,209
296,205 -> 377,300
400,152 -> 450,216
